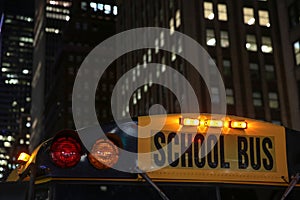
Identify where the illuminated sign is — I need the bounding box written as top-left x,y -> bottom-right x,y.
138,114 -> 288,184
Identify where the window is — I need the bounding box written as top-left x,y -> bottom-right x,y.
169,18 -> 174,34
218,4 -> 228,21
288,1 -> 300,27
246,35 -> 257,51
258,10 -> 270,27
223,60 -> 231,76
220,31 -> 229,47
253,92 -> 263,107
250,63 -> 260,79
294,41 -> 300,66
175,9 -> 181,27
206,29 -> 216,46
268,92 -> 279,109
204,2 -> 214,20
243,7 -> 255,25
261,36 -> 273,53
211,87 -> 220,103
265,65 -> 275,80
226,88 -> 234,105
81,2 -> 87,10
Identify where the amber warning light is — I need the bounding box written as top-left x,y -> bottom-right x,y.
180,117 -> 247,129
17,152 -> 30,163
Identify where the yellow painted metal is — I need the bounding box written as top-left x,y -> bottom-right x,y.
138,113 -> 288,185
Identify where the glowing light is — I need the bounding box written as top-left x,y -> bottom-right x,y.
180,118 -> 200,126
22,69 -> 29,74
230,121 -> 247,129
247,18 -> 255,25
205,119 -> 224,128
207,38 -> 216,46
26,122 -> 31,128
208,13 -> 214,20
17,152 -> 30,163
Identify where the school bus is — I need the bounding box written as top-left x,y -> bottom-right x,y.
1,113 -> 300,200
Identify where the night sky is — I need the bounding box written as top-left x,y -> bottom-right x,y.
0,0 -> 34,15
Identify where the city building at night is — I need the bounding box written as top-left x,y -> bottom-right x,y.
31,0 -> 118,150
0,0 -> 33,180
116,0 -> 300,131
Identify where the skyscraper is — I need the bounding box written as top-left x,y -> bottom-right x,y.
116,0 -> 300,131
31,0 -> 118,150
0,0 -> 34,180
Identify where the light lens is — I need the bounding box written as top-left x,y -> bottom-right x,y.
88,139 -> 119,169
50,136 -> 82,168
230,121 -> 248,129
17,152 -> 30,163
205,120 -> 224,128
180,118 -> 200,126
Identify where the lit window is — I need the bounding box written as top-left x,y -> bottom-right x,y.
258,10 -> 270,27
261,36 -> 273,53
253,92 -> 263,107
178,38 -> 182,53
46,6 -> 70,14
48,0 -> 72,7
160,31 -> 164,47
268,92 -> 279,109
1,68 -> 8,72
218,4 -> 227,21
206,29 -> 216,46
226,88 -> 234,105
45,27 -> 60,34
204,2 -> 214,20
175,9 -> 181,27
20,139 -> 24,145
147,49 -> 152,62
265,64 -> 275,80
4,141 -> 11,147
220,31 -> 229,47
104,5 -> 111,14
243,7 -> 255,25
5,19 -> 12,24
171,44 -> 176,61
155,38 -> 159,53
98,3 -> 104,11
113,6 -> 118,15
246,35 -> 257,51
22,69 -> 29,74
46,13 -> 70,21
169,18 -> 174,35
293,41 -> 300,66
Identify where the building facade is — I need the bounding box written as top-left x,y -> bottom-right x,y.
116,0 -> 300,130
31,0 -> 118,150
0,0 -> 33,180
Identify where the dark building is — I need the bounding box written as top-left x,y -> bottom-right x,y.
276,0 -> 300,130
31,0 -> 118,150
116,0 -> 300,130
0,0 -> 33,180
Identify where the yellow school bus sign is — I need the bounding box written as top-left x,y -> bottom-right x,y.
138,114 -> 288,184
